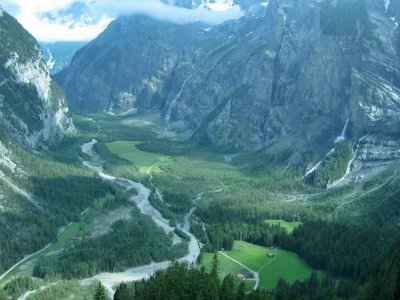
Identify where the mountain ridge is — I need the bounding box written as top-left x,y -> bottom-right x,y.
0,8 -> 74,149
56,0 -> 400,180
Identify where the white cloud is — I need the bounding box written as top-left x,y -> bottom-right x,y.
93,0 -> 242,24
199,0 -> 237,12
1,0 -> 243,42
2,0 -> 112,42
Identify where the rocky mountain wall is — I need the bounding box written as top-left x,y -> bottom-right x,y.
0,8 -> 74,148
56,0 -> 400,169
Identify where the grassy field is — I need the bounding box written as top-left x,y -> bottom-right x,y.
200,241 -> 321,290
258,248 -> 320,289
199,252 -> 256,292
265,219 -> 302,234
200,252 -> 244,278
106,141 -> 169,173
226,241 -> 273,271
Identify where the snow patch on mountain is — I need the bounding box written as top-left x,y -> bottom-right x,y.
194,0 -> 241,12
197,0 -> 237,12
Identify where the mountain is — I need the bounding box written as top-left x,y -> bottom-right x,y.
0,7 -> 74,149
40,42 -> 87,74
0,6 -> 104,276
56,0 -> 400,173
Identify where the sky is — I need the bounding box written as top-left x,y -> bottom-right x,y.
1,0 -> 243,42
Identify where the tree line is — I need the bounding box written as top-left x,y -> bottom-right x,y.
0,138 -> 112,274
195,198 -> 386,282
33,209 -> 188,279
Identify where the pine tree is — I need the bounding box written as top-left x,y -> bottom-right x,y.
236,282 -> 246,300
210,253 -> 219,281
196,294 -> 204,300
94,282 -> 107,300
209,253 -> 221,300
275,279 -> 290,300
114,283 -> 130,300
220,275 -> 235,300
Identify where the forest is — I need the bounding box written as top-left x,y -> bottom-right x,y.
357,235 -> 400,300
0,136 -> 112,274
107,131 -> 398,285
129,259 -> 271,300
85,117 -> 400,299
280,221 -> 384,280
196,205 -> 384,282
2,239 -> 399,300
107,236 -> 400,300
33,208 -> 188,279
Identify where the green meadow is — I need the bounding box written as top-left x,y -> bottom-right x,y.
200,252 -> 244,278
106,141 -> 169,173
199,252 -> 256,292
200,241 -> 321,290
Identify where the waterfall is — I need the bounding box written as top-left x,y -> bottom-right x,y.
335,118 -> 350,143
303,147 -> 335,178
304,161 -> 322,177
165,75 -> 192,122
328,134 -> 368,189
304,118 -> 350,177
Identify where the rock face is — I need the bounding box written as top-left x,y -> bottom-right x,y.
56,0 -> 400,167
0,9 -> 74,148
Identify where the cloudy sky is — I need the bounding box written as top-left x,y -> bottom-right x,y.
1,0 -> 243,42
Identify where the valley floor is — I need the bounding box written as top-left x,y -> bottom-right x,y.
1,112 -> 399,299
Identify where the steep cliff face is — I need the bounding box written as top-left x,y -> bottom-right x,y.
56,0 -> 400,169
56,16 -> 205,113
0,8 -> 74,149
